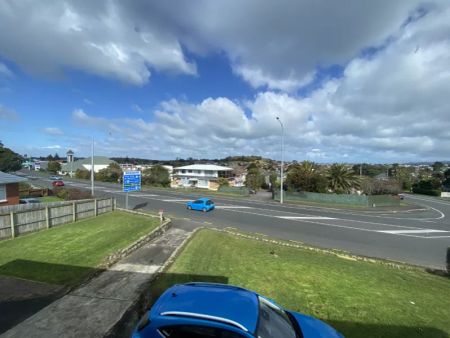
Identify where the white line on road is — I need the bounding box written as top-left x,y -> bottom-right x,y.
162,199 -> 192,202
215,206 -> 251,209
129,194 -> 159,197
378,229 -> 449,234
276,216 -> 336,220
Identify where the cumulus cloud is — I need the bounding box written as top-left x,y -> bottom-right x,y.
126,0 -> 430,90
1,0 -> 442,91
0,1 -> 196,85
71,4 -> 450,162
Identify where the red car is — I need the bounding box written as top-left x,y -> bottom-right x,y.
52,180 -> 64,187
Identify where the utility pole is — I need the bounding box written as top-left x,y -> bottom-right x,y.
276,117 -> 284,204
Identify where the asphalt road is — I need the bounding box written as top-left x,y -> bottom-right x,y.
26,172 -> 450,270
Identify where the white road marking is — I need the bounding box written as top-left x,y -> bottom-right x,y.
162,199 -> 192,202
378,229 -> 449,234
215,206 -> 251,209
129,194 -> 158,197
215,207 -> 449,239
276,216 -> 336,220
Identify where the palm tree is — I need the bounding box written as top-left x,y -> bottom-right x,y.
326,164 -> 360,193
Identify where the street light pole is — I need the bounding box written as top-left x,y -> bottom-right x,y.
276,117 -> 284,204
91,136 -> 94,197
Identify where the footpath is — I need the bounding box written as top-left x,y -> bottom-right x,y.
1,223 -> 193,338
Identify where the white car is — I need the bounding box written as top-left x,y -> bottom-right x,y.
50,175 -> 62,180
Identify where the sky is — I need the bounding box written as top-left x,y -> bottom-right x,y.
0,0 -> 449,163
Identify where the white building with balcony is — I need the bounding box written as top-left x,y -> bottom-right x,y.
171,164 -> 234,190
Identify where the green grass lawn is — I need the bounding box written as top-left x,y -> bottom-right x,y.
39,196 -> 63,202
153,229 -> 450,338
0,211 -> 159,286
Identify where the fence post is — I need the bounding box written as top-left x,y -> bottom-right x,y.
45,206 -> 50,229
10,211 -> 15,239
73,202 -> 76,222
112,198 -> 116,211
94,199 -> 98,216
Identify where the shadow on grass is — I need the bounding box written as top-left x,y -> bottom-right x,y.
327,320 -> 448,338
0,259 -> 104,287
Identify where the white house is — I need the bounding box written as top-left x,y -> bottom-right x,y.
171,164 -> 234,190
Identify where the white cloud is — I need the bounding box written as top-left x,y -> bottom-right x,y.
41,145 -> 61,149
43,127 -> 63,136
70,4 -> 450,162
0,1 -> 196,85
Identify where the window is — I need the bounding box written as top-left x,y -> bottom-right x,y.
159,325 -> 245,338
0,184 -> 6,201
194,200 -> 203,204
255,297 -> 297,338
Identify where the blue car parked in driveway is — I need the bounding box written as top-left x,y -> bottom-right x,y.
132,282 -> 344,338
186,198 -> 215,212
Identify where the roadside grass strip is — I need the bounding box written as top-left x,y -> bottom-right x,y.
153,229 -> 450,338
0,211 -> 159,286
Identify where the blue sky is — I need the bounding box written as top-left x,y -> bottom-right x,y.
1,1 -> 449,163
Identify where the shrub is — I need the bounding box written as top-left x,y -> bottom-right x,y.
52,187 -> 92,200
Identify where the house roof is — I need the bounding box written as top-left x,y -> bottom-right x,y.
0,171 -> 27,184
174,164 -> 233,171
61,156 -> 116,172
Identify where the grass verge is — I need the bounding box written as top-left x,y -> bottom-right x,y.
0,211 -> 159,286
152,229 -> 450,338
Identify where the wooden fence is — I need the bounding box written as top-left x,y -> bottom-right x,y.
0,198 -> 115,240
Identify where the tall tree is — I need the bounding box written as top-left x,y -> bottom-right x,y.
47,161 -> 61,173
326,164 -> 360,193
0,143 -> 23,172
286,161 -> 326,192
245,167 -> 264,191
142,165 -> 170,187
96,163 -> 123,182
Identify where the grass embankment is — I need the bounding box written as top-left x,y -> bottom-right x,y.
0,211 -> 159,286
153,229 -> 450,338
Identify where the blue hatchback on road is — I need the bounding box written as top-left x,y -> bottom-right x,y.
132,282 -> 344,338
186,198 -> 215,212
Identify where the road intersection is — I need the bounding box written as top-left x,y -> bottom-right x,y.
31,174 -> 450,270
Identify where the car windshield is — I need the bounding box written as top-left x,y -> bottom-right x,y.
255,297 -> 297,338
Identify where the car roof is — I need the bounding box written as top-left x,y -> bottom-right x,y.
197,197 -> 212,202
154,283 -> 259,333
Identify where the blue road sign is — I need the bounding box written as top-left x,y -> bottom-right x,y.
123,170 -> 141,192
